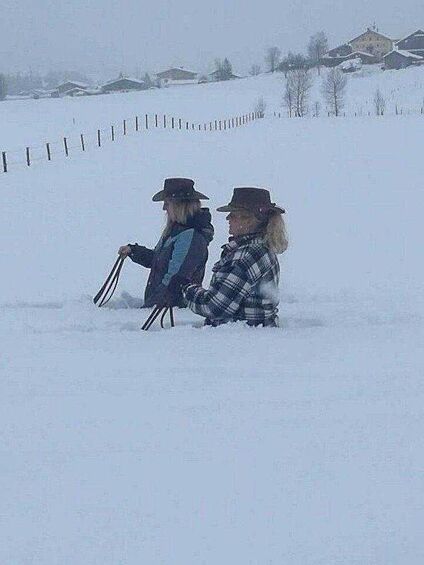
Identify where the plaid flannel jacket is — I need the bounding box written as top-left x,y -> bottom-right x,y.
183,234 -> 280,326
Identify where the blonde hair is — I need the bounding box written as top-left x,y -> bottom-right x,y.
163,199 -> 201,235
262,211 -> 288,255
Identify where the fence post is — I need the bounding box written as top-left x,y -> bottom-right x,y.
135,116 -> 139,131
155,114 -> 158,127
111,125 -> 115,141
97,129 -> 101,147
214,120 -> 217,130
46,143 -> 51,161
145,114 -> 149,129
63,137 -> 69,156
2,151 -> 7,173
179,118 -> 182,129
186,122 -> 189,130
198,124 -> 201,131
163,115 -> 167,128
123,119 -> 127,135
26,147 -> 31,167
192,123 -> 195,130
172,117 -> 175,129
80,134 -> 85,151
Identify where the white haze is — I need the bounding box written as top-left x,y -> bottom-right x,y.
1,0 -> 424,80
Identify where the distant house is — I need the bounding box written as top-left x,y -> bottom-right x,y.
327,44 -> 353,58
395,29 -> 424,58
322,50 -> 376,67
102,77 -> 147,93
55,81 -> 89,96
324,27 -> 394,66
384,49 -> 423,70
349,28 -> 394,60
208,70 -> 240,81
155,67 -> 198,86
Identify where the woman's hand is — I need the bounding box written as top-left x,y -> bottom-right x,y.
118,245 -> 132,257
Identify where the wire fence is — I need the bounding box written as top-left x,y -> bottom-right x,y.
1,110 -> 263,174
273,105 -> 424,119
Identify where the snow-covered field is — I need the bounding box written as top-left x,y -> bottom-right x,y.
1,78 -> 424,563
1,65 -> 423,153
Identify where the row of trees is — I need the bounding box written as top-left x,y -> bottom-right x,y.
282,67 -> 390,118
250,32 -> 329,77
283,68 -> 347,117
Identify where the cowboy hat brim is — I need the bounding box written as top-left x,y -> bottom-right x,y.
152,189 -> 209,202
217,203 -> 285,213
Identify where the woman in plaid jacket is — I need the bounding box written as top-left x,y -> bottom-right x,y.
179,187 -> 288,327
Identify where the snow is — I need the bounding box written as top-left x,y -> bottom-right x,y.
1,75 -> 424,564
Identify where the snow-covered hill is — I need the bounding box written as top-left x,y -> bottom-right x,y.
1,75 -> 423,564
1,65 -> 423,152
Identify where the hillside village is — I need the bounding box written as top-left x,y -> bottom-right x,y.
1,26 -> 423,101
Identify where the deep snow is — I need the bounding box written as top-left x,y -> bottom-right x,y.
1,86 -> 424,563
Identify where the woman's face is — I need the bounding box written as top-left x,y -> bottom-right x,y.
226,210 -> 259,237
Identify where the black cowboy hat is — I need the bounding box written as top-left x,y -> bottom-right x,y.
217,187 -> 285,216
152,178 -> 209,202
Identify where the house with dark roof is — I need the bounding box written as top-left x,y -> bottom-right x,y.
395,30 -> 424,58
155,68 -> 198,86
55,81 -> 89,96
384,49 -> 423,70
102,77 -> 147,93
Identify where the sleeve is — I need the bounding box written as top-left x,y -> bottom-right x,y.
161,229 -> 208,287
183,259 -> 253,320
128,244 -> 154,268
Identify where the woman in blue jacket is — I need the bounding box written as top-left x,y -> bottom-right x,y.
119,178 -> 214,307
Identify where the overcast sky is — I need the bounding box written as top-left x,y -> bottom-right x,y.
1,0 -> 423,79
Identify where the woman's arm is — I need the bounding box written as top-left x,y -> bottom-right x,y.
128,244 -> 154,268
183,259 -> 252,320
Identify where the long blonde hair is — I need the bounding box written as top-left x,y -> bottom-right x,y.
163,199 -> 201,236
262,211 -> 288,254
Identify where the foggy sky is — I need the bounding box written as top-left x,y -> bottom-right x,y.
1,0 -> 423,79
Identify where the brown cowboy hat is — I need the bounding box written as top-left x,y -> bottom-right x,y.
152,178 -> 209,202
217,187 -> 285,216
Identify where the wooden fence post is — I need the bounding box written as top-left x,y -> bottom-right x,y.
123,119 -> 127,135
172,117 -> 175,129
179,118 -> 182,129
186,122 -> 189,130
155,114 -> 158,127
163,115 -> 167,128
135,116 -> 139,131
214,120 -> 217,130
26,147 -> 31,166
46,143 -> 51,161
111,125 -> 115,141
2,151 -> 7,173
97,130 -> 101,147
80,134 -> 85,151
145,114 -> 149,129
63,137 -> 69,156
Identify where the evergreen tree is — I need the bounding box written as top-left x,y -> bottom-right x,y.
0,74 -> 7,100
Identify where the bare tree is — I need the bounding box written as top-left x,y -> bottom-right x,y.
283,78 -> 294,117
374,88 -> 386,116
284,69 -> 313,117
265,47 -> 281,73
249,64 -> 261,76
308,32 -> 329,75
254,96 -> 267,117
322,68 -> 347,116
